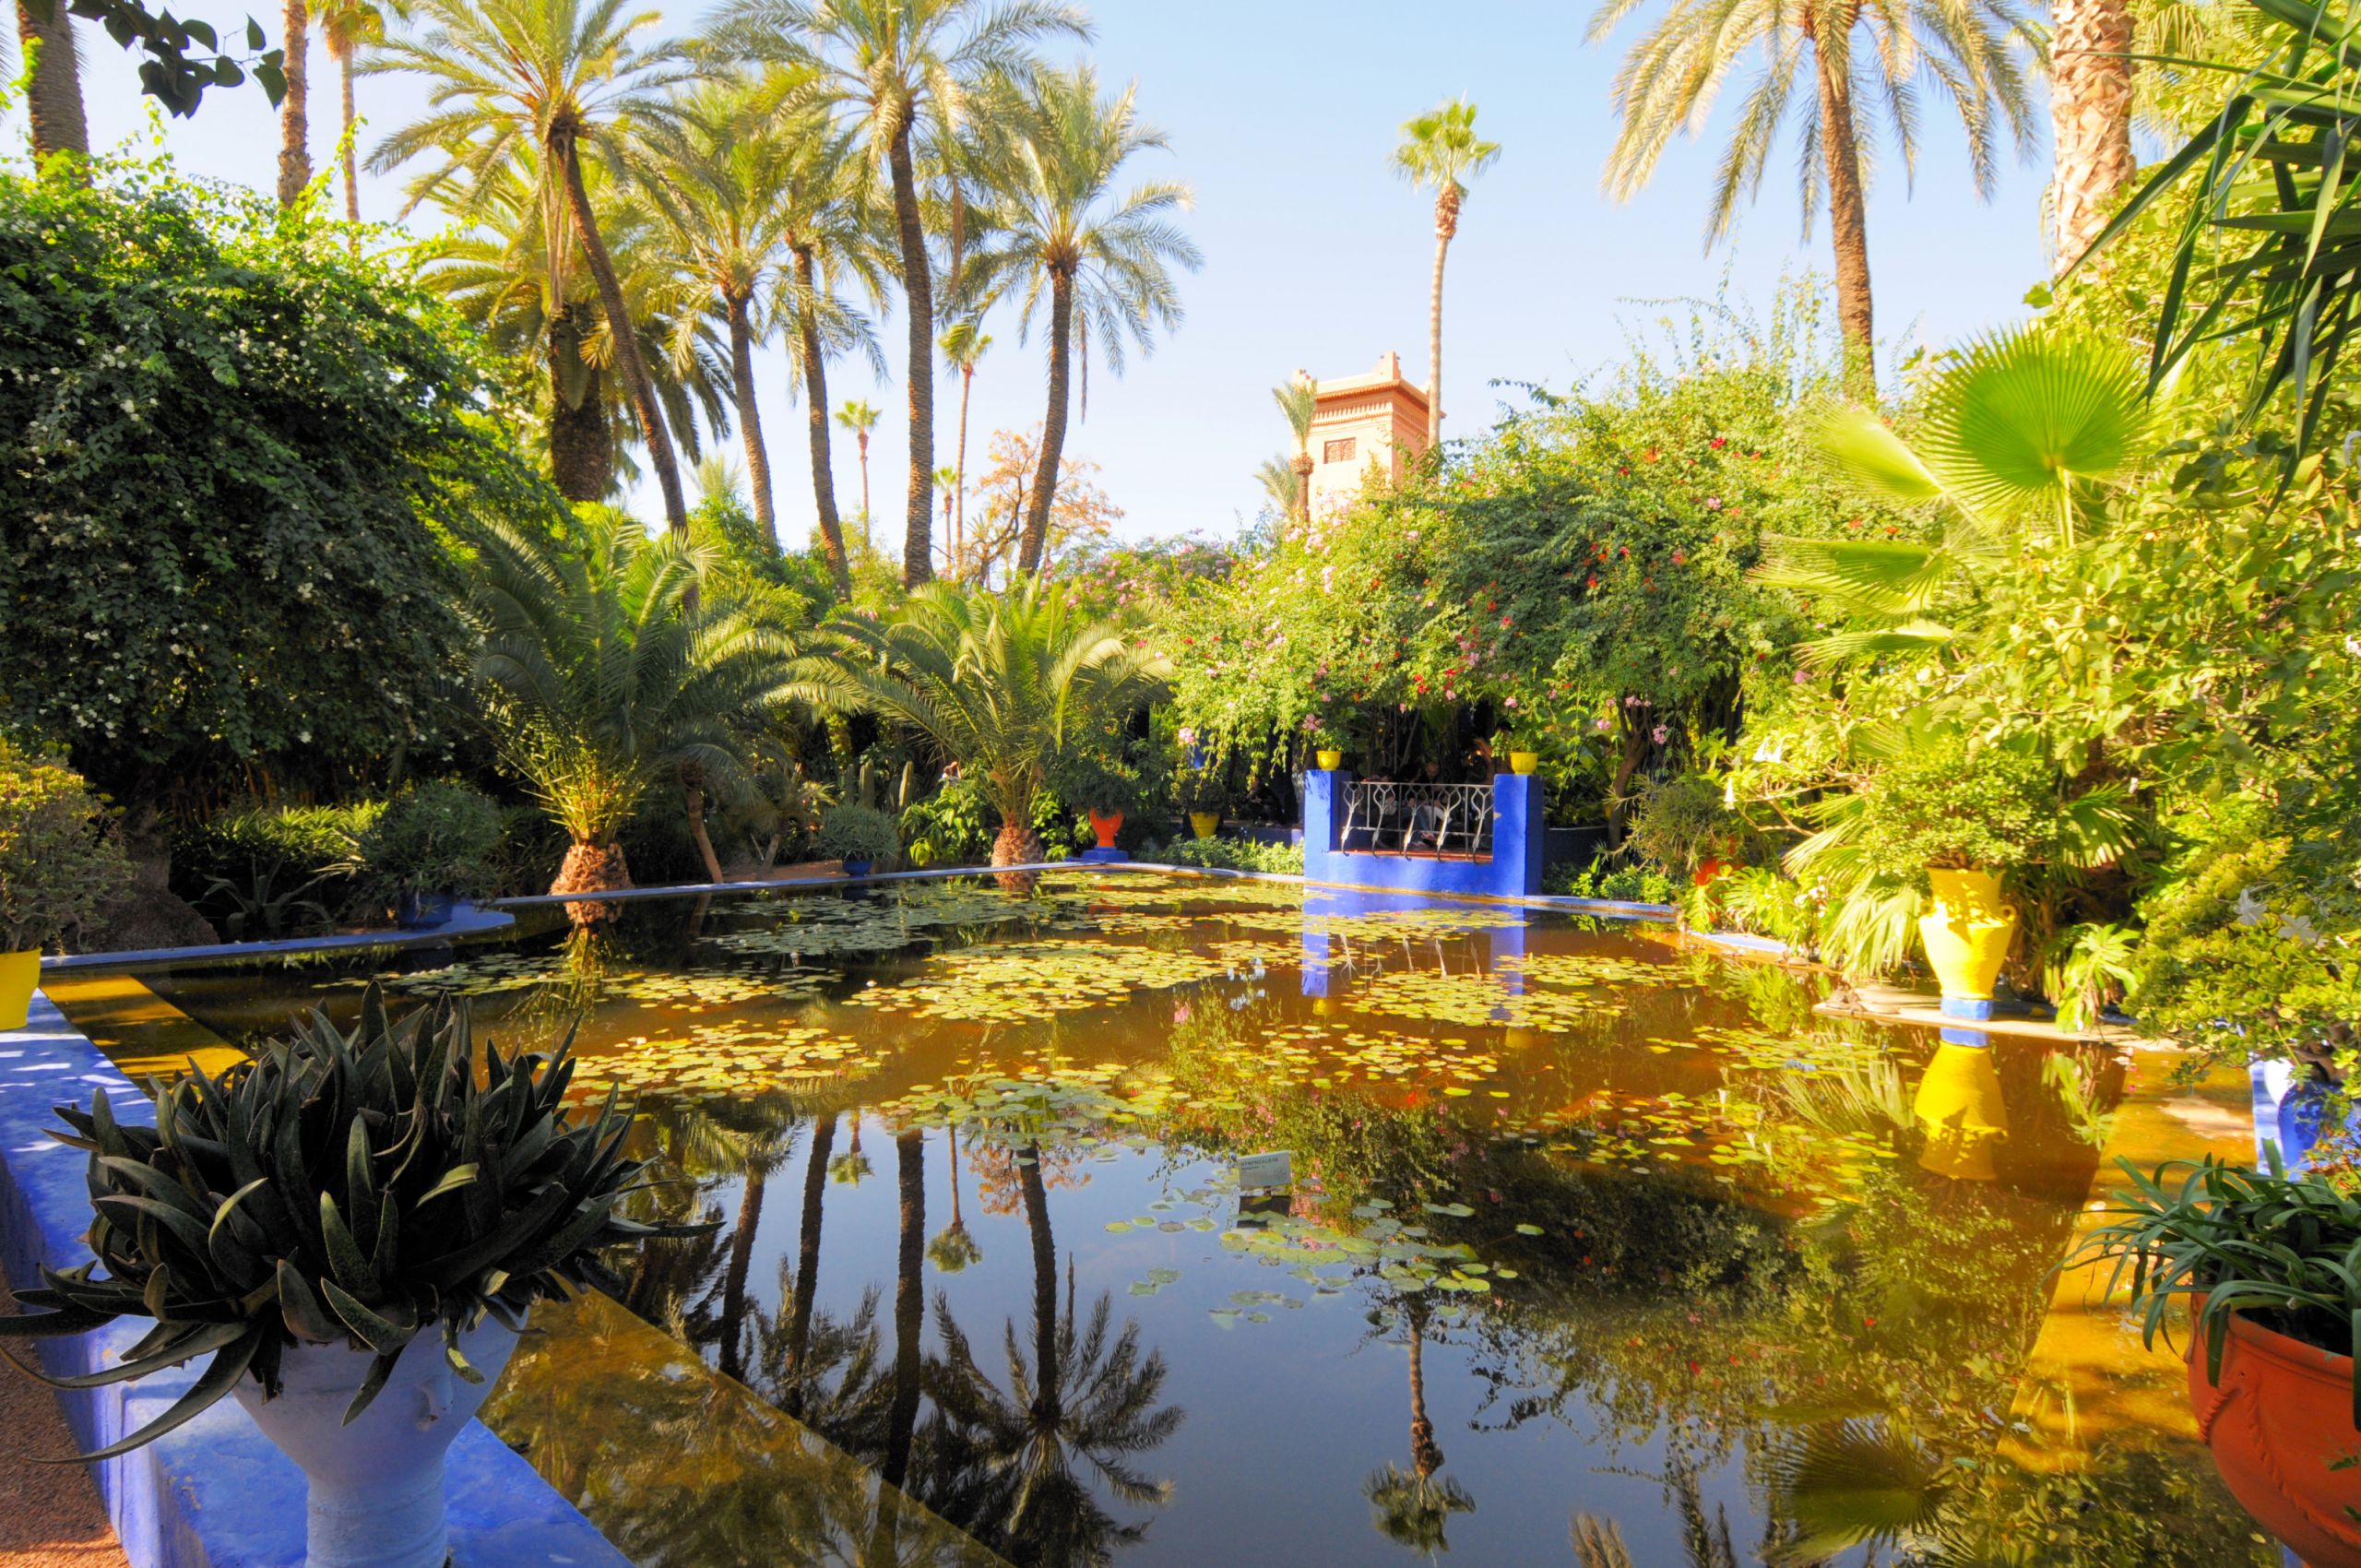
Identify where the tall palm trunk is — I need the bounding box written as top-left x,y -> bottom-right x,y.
1810,20 -> 1876,397
2049,0 -> 2134,270
779,1112 -> 835,1420
883,1128 -> 926,1489
1016,267 -> 1075,577
954,361 -> 975,575
1406,1301 -> 1442,1479
718,1157 -> 767,1383
548,303 -> 613,503
337,42 -> 361,229
856,432 -> 872,546
725,291 -> 777,543
884,110 -> 935,587
1424,189 -> 1456,453
683,770 -> 723,883
1018,1140 -> 1060,1427
276,0 -> 310,208
557,128 -> 691,538
791,244 -> 852,595
16,0 -> 89,165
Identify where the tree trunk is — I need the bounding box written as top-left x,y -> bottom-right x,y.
550,840 -> 630,927
1291,451 -> 1313,525
276,0 -> 310,208
717,1159 -> 766,1383
857,434 -> 872,549
724,291 -> 777,544
1811,25 -> 1877,397
1018,1140 -> 1060,1429
954,362 -> 974,576
779,1112 -> 835,1420
883,1127 -> 925,1490
557,128 -> 691,537
17,0 -> 88,165
2049,0 -> 2135,272
1426,189 -> 1456,454
1016,269 -> 1075,578
1605,708 -> 1654,848
684,771 -> 724,884
1406,1303 -> 1441,1479
992,819 -> 1041,896
338,42 -> 360,228
548,304 -> 613,503
791,245 -> 852,595
885,113 -> 935,587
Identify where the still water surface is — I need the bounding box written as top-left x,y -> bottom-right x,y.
102,872 -> 2268,1567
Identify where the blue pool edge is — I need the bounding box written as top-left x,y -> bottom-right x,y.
0,996 -> 632,1568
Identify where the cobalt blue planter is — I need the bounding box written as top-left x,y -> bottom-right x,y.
842,859 -> 874,880
396,890 -> 459,930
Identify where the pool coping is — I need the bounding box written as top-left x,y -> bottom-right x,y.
0,996 -> 631,1568
42,902 -> 516,974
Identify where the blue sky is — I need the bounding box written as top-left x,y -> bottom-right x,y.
60,0 -> 2054,548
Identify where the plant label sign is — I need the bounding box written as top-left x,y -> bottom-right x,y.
1238,1150 -> 1293,1191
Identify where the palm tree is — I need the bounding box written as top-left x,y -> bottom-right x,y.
884,1127 -> 927,1491
714,0 -> 1091,588
366,0 -> 705,536
464,507 -> 795,907
1275,375 -> 1314,524
793,581 -> 1170,875
316,0 -> 397,226
960,64 -> 1199,579
836,397 -> 881,551
1391,100 -> 1497,455
14,0 -> 89,164
633,77 -> 805,543
926,1124 -> 981,1274
940,317 -> 991,565
1255,455 -> 1299,517
1589,0 -> 2038,394
776,1111 -> 836,1418
279,0 -> 312,206
1361,1295 -> 1476,1558
2048,0 -> 2133,270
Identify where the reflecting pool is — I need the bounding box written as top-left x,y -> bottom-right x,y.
71,872 -> 2271,1567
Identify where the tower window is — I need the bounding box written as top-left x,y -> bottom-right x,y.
1323,436 -> 1357,463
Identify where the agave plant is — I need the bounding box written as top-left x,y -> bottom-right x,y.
0,988 -> 696,1456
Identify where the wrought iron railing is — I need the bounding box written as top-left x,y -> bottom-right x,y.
1339,780 -> 1495,859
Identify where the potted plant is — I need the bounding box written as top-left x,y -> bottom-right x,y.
0,990 -> 701,1568
1175,758 -> 1228,841
2071,1153 -> 2361,1565
814,802 -> 901,878
0,740 -> 130,1028
1052,751 -> 1139,851
354,782 -> 504,929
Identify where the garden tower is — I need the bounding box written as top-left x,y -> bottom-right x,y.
1303,351 -> 1431,515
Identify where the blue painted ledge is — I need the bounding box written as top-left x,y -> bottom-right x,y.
0,996 -> 629,1568
42,903 -> 516,974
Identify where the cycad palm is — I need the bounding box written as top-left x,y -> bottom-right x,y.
1392,99 -> 1498,453
794,581 -> 1170,872
465,507 -> 794,904
366,0 -> 705,535
714,0 -> 1090,588
1590,0 -> 2038,393
961,63 -> 1199,578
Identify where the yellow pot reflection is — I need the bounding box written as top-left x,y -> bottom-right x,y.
1917,868 -> 2017,1001
1915,1039 -> 2010,1181
0,948 -> 38,1030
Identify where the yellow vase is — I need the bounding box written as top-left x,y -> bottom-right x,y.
1315,749 -> 1344,771
1190,812 -> 1220,840
1510,752 -> 1540,776
1914,1039 -> 2011,1182
1917,868 -> 2017,1001
0,948 -> 39,1031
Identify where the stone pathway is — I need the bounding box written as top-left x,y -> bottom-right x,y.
0,1288 -> 129,1568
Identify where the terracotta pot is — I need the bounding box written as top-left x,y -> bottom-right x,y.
1918,867 -> 2017,1002
1190,812 -> 1220,840
1315,749 -> 1344,771
1089,808 -> 1124,849
0,948 -> 38,1030
2189,1310 -> 2361,1567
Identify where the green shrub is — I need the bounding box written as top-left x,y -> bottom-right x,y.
175,801 -> 384,936
356,782 -> 504,903
1624,772 -> 1754,877
813,804 -> 901,868
1545,855 -> 1679,905
1848,742 -> 2053,879
1162,837 -> 1304,875
902,778 -> 992,867
0,739 -> 132,952
1716,865 -> 1821,949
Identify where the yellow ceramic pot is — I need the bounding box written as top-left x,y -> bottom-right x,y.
1315,749 -> 1344,771
1917,868 -> 2017,1001
1510,752 -> 1540,776
1190,812 -> 1220,840
1914,1039 -> 2010,1182
0,948 -> 39,1031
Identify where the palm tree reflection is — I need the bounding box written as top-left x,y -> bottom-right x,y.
1362,1295 -> 1476,1558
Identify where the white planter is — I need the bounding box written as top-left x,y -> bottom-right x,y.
231,1315 -> 519,1568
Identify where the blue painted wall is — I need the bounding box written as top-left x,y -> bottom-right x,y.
1301,769 -> 1546,899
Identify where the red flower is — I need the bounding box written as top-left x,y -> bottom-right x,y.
1586,575 -> 1599,588
1671,550 -> 1687,565
1709,436 -> 1727,449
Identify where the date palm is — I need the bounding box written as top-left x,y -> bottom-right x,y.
14,0 -> 89,164
1392,99 -> 1497,454
317,0 -> 399,225
836,397 -> 881,552
279,0 -> 311,206
960,64 -> 1198,579
941,317 -> 991,565
366,0 -> 705,536
713,0 -> 1090,588
1590,0 -> 2038,394
1275,375 -> 1314,523
2048,0 -> 2132,270
1362,1296 -> 1476,1559
794,581 -> 1169,874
